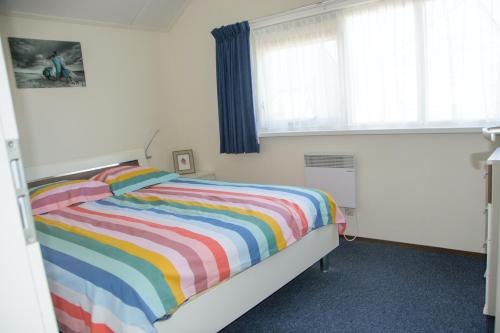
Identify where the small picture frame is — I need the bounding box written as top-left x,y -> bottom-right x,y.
173,149 -> 196,174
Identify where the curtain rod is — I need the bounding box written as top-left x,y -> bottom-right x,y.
249,0 -> 379,29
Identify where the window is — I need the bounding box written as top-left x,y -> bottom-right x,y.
251,0 -> 500,134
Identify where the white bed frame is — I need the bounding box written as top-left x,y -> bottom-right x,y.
26,150 -> 340,333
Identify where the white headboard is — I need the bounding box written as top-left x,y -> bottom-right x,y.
25,149 -> 147,183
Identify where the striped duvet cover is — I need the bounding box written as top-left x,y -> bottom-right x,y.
35,177 -> 345,333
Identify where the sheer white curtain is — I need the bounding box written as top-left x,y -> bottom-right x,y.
341,0 -> 420,129
251,0 -> 500,134
251,13 -> 341,133
423,0 -> 500,124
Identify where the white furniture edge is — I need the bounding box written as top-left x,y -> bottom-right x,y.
488,148 -> 500,165
156,224 -> 339,333
488,148 -> 500,323
24,149 -> 147,182
27,150 -> 340,332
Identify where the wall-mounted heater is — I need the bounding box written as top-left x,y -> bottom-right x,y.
304,154 -> 356,208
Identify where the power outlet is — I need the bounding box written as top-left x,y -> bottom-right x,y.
344,208 -> 355,216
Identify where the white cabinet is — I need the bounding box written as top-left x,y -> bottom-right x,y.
485,149 -> 500,320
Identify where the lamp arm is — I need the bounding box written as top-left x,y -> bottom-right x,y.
145,129 -> 160,160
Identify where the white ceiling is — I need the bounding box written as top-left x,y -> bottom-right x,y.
0,0 -> 189,30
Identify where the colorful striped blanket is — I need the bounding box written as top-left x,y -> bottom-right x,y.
35,178 -> 345,333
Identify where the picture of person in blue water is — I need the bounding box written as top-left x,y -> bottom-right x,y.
48,51 -> 76,83
8,37 -> 86,89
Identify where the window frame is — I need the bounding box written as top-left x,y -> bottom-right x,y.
250,0 -> 500,137
258,126 -> 482,138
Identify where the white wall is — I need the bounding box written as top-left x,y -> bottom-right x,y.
1,1 -> 496,253
0,15 -> 169,169
162,0 -> 498,253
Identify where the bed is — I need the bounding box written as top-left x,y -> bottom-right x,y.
26,150 -> 344,333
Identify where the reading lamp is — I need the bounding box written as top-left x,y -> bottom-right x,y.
145,129 -> 160,160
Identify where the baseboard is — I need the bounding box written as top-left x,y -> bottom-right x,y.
342,235 -> 486,259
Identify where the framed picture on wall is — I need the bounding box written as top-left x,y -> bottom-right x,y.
7,37 -> 86,89
173,149 -> 195,174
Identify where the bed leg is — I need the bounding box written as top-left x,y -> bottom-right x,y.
319,255 -> 330,273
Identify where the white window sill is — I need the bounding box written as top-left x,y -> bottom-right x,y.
259,127 -> 484,138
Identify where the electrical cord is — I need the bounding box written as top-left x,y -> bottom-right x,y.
343,207 -> 358,242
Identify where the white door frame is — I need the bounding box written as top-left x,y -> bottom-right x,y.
0,36 -> 58,333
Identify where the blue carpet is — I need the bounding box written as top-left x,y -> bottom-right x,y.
221,239 -> 494,333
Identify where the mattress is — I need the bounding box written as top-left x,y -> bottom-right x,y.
35,177 -> 345,333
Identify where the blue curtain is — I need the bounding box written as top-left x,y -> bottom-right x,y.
211,21 -> 260,154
